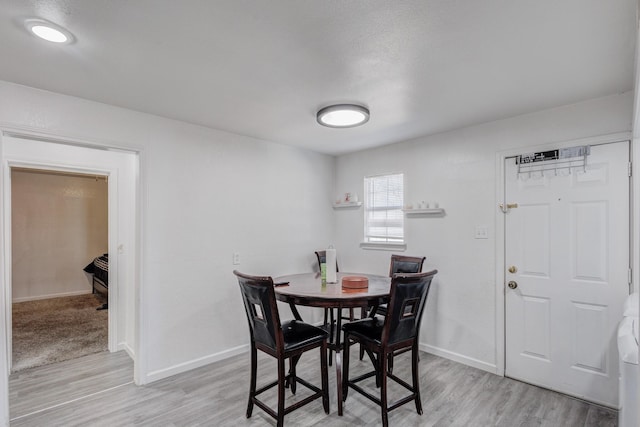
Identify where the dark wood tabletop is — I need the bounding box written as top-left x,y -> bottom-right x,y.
273,272 -> 391,309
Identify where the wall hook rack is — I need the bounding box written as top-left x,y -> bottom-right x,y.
516,145 -> 590,179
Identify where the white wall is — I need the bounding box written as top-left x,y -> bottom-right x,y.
11,170 -> 108,302
0,79 -> 633,426
334,92 -> 634,371
0,80 -> 336,383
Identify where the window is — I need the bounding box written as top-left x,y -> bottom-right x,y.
363,173 -> 404,248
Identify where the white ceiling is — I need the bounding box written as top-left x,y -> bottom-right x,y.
0,1 -> 636,155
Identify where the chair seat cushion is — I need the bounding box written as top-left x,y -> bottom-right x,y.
342,317 -> 384,344
282,320 -> 328,351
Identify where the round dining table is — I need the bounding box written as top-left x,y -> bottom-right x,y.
273,272 -> 391,416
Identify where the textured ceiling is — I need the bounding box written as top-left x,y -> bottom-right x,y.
0,0 -> 636,155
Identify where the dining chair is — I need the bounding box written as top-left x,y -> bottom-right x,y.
376,254 -> 426,317
315,250 -> 360,365
315,250 -> 342,325
342,270 -> 438,427
314,250 -> 339,273
361,254 -> 427,362
234,270 -> 330,427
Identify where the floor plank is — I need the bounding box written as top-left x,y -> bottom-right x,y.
10,350 -> 617,426
9,350 -> 133,420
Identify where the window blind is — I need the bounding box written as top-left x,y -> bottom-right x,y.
364,173 -> 404,244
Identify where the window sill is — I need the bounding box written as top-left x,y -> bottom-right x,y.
360,242 -> 407,251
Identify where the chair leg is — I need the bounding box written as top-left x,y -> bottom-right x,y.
246,344 -> 257,418
320,341 -> 330,414
412,344 -> 423,415
328,309 -> 335,366
289,355 -> 299,394
388,352 -> 394,374
380,350 -> 389,427
277,357 -> 286,427
323,307 -> 331,365
362,348 -> 380,388
359,307 -> 366,360
342,334 -> 351,401
375,353 -> 382,388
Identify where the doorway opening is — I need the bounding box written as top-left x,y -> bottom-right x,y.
11,168 -> 109,372
1,132 -> 140,421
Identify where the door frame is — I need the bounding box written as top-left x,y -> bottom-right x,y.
0,128 -> 145,426
494,131 -> 633,376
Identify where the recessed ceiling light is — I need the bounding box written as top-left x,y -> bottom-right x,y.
25,18 -> 74,44
317,104 -> 370,128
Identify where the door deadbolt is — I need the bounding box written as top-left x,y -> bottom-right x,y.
507,281 -> 518,289
508,266 -> 517,274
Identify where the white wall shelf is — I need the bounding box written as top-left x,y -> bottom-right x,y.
403,208 -> 445,216
333,202 -> 362,209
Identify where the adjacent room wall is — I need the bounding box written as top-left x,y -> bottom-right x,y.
333,92 -> 634,372
0,80 -> 336,383
11,170 -> 108,302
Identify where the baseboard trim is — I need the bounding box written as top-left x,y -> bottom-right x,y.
420,343 -> 498,374
143,342 -> 497,384
145,344 -> 249,383
118,342 -> 135,360
12,290 -> 92,303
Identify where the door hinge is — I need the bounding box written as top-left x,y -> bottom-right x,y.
628,162 -> 632,177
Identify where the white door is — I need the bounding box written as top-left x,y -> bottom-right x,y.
505,141 -> 629,407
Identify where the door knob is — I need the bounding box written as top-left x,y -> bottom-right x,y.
508,281 -> 518,289
508,265 -> 517,274
499,203 -> 519,213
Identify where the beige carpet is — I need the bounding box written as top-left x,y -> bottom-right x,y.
12,293 -> 108,372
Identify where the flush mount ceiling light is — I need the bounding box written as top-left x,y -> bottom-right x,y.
317,104 -> 370,128
24,18 -> 74,44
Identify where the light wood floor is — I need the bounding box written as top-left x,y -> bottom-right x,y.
9,350 -> 133,421
9,349 -> 617,426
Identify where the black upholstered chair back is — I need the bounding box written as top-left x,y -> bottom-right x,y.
389,254 -> 426,277
382,270 -> 437,346
234,271 -> 282,352
315,250 -> 339,272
